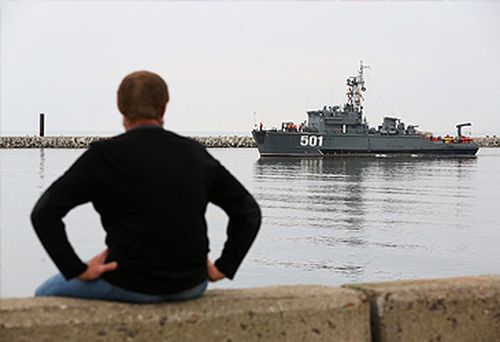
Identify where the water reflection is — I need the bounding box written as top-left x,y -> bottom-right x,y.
252,156 -> 479,278
254,158 -> 374,231
257,258 -> 364,275
254,156 -> 477,221
38,148 -> 46,193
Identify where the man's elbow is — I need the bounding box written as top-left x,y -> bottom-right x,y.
30,204 -> 44,229
246,196 -> 262,233
254,201 -> 262,228
226,194 -> 262,234
30,196 -> 50,230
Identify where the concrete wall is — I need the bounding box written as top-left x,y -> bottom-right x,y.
1,276 -> 499,341
0,286 -> 370,342
346,275 -> 500,342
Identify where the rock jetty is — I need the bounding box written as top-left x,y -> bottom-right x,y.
0,136 -> 256,149
191,136 -> 255,148
0,136 -> 104,149
471,136 -> 500,148
0,135 -> 498,149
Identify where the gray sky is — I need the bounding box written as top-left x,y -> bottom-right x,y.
1,1 -> 500,136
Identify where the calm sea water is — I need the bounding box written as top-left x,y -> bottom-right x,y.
1,148 -> 499,297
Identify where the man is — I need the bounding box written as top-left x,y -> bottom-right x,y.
31,71 -> 261,303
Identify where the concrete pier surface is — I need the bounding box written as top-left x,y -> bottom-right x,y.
0,135 -> 499,149
345,275 -> 500,342
0,285 -> 370,342
1,275 -> 499,341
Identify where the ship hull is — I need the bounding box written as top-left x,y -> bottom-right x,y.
252,131 -> 479,157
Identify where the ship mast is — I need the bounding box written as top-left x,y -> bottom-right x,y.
346,61 -> 370,111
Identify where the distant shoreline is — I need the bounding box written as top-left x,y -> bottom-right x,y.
0,136 -> 256,148
0,135 -> 498,149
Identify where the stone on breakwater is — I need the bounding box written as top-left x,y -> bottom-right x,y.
1,135 -> 498,148
345,275 -> 500,342
0,136 -> 105,149
0,286 -> 370,342
191,136 -> 256,148
0,136 -> 256,149
472,136 -> 500,148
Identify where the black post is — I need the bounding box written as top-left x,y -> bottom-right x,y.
39,113 -> 45,137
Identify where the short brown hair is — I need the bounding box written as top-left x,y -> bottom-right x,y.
117,71 -> 169,120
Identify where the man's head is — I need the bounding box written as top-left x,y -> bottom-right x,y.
117,71 -> 169,124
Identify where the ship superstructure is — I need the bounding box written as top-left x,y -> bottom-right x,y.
252,62 -> 478,157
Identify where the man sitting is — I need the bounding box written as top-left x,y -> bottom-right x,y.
31,71 -> 261,303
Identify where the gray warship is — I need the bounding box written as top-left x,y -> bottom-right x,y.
252,62 -> 479,157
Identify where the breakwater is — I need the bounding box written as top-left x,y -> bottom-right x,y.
1,275 -> 499,341
1,135 -> 499,149
0,136 -> 256,148
469,136 -> 500,147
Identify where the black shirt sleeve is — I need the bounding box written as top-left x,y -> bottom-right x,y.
31,147 -> 101,279
209,163 -> 261,279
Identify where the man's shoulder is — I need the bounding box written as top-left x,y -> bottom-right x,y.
90,128 -> 209,154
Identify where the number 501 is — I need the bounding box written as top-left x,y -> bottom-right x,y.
299,135 -> 323,147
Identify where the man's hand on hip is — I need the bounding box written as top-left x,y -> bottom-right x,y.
78,249 -> 118,281
207,258 -> 225,282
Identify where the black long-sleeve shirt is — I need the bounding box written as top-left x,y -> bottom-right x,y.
31,126 -> 261,295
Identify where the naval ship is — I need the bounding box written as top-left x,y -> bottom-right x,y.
252,62 -> 479,157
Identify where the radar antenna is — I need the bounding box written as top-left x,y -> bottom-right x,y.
346,60 -> 370,111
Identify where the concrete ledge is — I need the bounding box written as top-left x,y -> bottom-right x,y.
0,286 -> 370,341
2,277 -> 499,341
345,275 -> 500,342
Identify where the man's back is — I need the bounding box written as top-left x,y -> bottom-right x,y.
32,70 -> 260,303
32,126 -> 261,295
